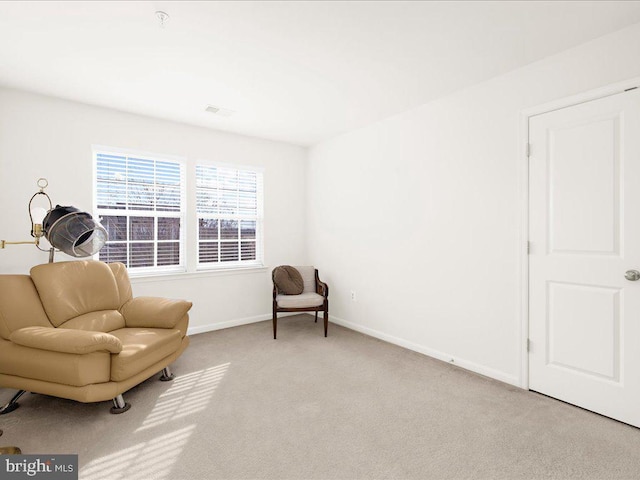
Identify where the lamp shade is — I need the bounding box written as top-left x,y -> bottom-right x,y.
42,205 -> 108,257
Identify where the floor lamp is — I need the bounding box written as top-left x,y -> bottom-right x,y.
0,178 -> 108,454
0,178 -> 107,262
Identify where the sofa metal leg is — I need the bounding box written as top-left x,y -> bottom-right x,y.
110,394 -> 131,414
0,390 -> 26,415
159,366 -> 175,381
315,311 -> 318,323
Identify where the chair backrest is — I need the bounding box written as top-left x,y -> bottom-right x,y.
293,266 -> 316,293
30,260 -> 126,332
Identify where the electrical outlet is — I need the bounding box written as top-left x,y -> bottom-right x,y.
350,290 -> 356,301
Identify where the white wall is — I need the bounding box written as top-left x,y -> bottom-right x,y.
307,22 -> 640,386
0,88 -> 307,332
4,21 -> 640,387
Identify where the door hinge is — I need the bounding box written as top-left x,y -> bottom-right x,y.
526,143 -> 531,157
527,241 -> 530,254
527,338 -> 531,352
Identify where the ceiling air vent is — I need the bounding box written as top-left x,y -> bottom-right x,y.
205,105 -> 235,117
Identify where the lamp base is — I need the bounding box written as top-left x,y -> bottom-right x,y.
0,390 -> 25,415
0,446 -> 21,455
0,430 -> 21,455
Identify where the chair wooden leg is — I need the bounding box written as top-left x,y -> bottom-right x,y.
272,311 -> 277,339
323,307 -> 328,337
315,311 -> 318,323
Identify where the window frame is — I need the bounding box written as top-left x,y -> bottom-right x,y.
92,145 -> 187,276
195,160 -> 265,271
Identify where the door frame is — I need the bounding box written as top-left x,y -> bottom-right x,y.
517,76 -> 640,389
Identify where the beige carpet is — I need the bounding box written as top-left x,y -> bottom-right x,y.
2,314 -> 640,479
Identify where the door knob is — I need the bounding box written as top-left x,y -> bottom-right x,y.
625,270 -> 640,281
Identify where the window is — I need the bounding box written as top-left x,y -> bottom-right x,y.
196,164 -> 263,268
95,150 -> 185,273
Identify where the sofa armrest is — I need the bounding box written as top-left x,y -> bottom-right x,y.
10,326 -> 123,354
121,297 -> 193,329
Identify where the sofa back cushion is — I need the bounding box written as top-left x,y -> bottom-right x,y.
31,261 -> 121,329
108,262 -> 133,308
0,275 -> 53,339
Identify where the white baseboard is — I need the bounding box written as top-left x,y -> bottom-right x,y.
330,315 -> 521,388
188,312 -> 520,387
187,312 -> 298,335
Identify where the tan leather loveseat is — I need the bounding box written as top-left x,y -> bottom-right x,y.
0,260 -> 191,414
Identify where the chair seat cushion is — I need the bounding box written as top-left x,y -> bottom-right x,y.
276,292 -> 324,309
109,328 -> 182,381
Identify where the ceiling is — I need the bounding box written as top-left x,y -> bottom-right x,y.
1,1 -> 640,146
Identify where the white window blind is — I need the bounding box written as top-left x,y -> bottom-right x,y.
196,164 -> 263,268
95,151 -> 185,272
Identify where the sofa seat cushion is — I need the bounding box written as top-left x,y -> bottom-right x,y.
276,292 -> 324,309
109,328 -> 182,381
58,310 -> 125,333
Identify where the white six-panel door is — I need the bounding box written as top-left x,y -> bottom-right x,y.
529,88 -> 640,427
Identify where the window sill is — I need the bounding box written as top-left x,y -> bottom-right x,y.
129,265 -> 269,284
